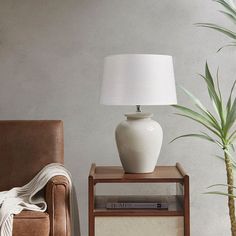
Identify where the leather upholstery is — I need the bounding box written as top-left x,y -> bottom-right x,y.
13,211 -> 50,236
0,120 -> 64,191
46,175 -> 71,236
0,121 -> 71,236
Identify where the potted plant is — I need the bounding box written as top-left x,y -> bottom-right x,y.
172,0 -> 236,235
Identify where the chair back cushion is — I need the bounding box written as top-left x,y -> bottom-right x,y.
0,120 -> 64,191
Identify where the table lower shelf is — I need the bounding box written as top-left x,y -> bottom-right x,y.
94,195 -> 183,216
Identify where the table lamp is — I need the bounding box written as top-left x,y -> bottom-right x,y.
100,54 -> 177,173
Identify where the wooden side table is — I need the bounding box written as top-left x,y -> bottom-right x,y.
88,163 -> 190,236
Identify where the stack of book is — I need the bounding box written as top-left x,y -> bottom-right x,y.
106,202 -> 168,209
95,195 -> 169,210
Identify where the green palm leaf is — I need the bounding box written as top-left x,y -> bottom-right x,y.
215,0 -> 236,16
199,63 -> 224,125
170,133 -> 224,149
226,80 -> 236,117
216,67 -> 222,100
220,10 -> 236,23
173,105 -> 222,138
229,129 -> 236,142
205,191 -> 236,198
205,182 -> 236,198
208,183 -> 236,189
217,42 -> 236,52
205,63 -> 222,107
201,131 -> 223,147
197,0 -> 236,49
205,62 -> 215,86
179,86 -> 222,131
170,133 -> 217,143
225,98 -> 236,133
196,23 -> 236,40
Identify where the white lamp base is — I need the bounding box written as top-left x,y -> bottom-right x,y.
115,112 -> 163,173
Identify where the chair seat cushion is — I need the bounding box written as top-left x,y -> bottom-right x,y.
13,210 -> 50,236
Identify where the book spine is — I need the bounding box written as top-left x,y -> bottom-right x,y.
106,202 -> 168,209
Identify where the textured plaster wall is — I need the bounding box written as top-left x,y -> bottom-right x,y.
0,0 -> 236,235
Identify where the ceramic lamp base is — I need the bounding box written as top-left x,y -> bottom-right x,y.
115,112 -> 163,173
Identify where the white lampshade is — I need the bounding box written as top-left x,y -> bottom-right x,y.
100,54 -> 177,105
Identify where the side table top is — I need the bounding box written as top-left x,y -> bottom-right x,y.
89,163 -> 188,183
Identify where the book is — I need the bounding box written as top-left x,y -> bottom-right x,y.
106,202 -> 168,209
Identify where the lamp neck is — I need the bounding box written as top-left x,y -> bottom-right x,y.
136,105 -> 141,112
125,112 -> 153,120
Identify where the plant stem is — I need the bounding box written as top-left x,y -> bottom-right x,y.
225,151 -> 236,236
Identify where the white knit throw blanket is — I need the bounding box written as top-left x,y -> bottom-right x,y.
0,163 -> 80,236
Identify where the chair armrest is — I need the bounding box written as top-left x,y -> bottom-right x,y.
45,175 -> 71,236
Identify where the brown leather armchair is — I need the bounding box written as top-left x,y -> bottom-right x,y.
0,120 -> 71,236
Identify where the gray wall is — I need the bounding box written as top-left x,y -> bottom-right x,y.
1,0 -> 236,235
